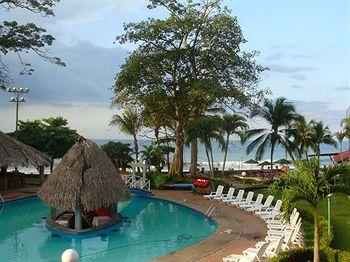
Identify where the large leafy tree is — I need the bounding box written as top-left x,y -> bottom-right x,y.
244,97 -> 298,172
112,0 -> 265,177
11,116 -> 78,171
101,141 -> 133,171
220,114 -> 248,175
110,107 -> 142,162
0,0 -> 65,86
271,159 -> 350,262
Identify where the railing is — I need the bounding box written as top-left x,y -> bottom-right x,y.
0,193 -> 4,215
122,175 -> 151,191
204,205 -> 220,217
0,193 -> 4,203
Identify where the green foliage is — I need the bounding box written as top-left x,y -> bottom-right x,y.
0,0 -> 64,84
146,171 -> 168,189
244,97 -> 298,166
113,0 -> 266,176
101,141 -> 133,171
10,116 -> 78,161
141,144 -> 166,172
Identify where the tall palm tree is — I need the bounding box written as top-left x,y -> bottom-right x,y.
110,107 -> 142,161
288,115 -> 312,159
244,97 -> 298,172
273,159 -> 350,262
334,131 -> 345,162
220,114 -> 248,175
341,117 -> 350,150
308,121 -> 337,163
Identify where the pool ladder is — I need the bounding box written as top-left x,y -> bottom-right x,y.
0,193 -> 3,203
205,205 -> 220,217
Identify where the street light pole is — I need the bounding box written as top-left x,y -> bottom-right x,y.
6,87 -> 29,131
327,193 -> 333,236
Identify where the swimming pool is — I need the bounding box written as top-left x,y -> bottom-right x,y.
0,196 -> 216,261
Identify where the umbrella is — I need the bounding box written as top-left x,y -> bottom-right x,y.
244,159 -> 259,170
273,158 -> 291,165
244,159 -> 259,164
258,160 -> 271,166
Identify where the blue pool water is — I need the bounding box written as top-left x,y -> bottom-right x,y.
0,197 -> 216,262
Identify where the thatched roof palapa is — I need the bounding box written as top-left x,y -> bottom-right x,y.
0,131 -> 51,167
38,137 -> 130,211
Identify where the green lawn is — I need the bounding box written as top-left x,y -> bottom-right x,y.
249,188 -> 350,251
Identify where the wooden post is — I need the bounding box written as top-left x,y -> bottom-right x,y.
1,166 -> 7,191
39,166 -> 45,185
75,201 -> 82,230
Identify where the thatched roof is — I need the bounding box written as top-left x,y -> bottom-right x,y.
0,131 -> 51,167
38,138 -> 130,211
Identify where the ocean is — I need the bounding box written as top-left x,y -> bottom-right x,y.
93,139 -> 347,171
7,139 -> 346,174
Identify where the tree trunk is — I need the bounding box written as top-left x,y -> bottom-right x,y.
190,138 -> 198,176
164,126 -> 171,172
133,135 -> 139,162
155,128 -> 160,146
270,142 -> 275,178
313,210 -> 320,262
39,166 -> 45,185
210,142 -> 215,177
169,120 -> 184,177
205,146 -> 212,173
222,134 -> 230,176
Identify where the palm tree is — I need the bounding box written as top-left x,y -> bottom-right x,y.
341,117 -> 350,150
244,97 -> 298,173
334,131 -> 345,162
288,115 -> 312,159
220,114 -> 248,175
273,159 -> 350,262
308,121 -> 337,163
189,116 -> 224,176
110,107 -> 142,161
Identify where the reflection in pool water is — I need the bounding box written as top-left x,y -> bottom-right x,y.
0,196 -> 216,262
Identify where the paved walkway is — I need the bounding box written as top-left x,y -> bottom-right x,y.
153,190 -> 267,262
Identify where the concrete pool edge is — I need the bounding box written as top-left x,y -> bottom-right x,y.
152,190 -> 267,262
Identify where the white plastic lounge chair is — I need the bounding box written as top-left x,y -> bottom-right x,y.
240,194 -> 263,210
267,218 -> 301,237
204,185 -> 224,200
258,200 -> 282,220
233,191 -> 254,207
222,241 -> 269,262
245,236 -> 284,259
266,218 -> 302,249
226,190 -> 245,205
267,208 -> 298,227
247,195 -> 274,213
215,187 -> 235,202
268,211 -> 299,230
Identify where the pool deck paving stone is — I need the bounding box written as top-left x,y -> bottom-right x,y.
2,188 -> 268,262
152,190 -> 267,262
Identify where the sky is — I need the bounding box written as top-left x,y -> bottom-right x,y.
0,0 -> 349,139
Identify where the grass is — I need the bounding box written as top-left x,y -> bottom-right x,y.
249,187 -> 350,251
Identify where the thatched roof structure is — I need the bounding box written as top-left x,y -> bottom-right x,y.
38,138 -> 130,211
0,131 -> 50,167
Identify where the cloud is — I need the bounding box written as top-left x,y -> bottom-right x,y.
3,41 -> 128,105
265,51 -> 285,61
290,74 -> 308,80
334,86 -> 350,91
291,85 -> 303,89
292,100 -> 346,132
268,64 -> 317,73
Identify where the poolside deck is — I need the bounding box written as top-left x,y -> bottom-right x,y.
153,190 -> 267,262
